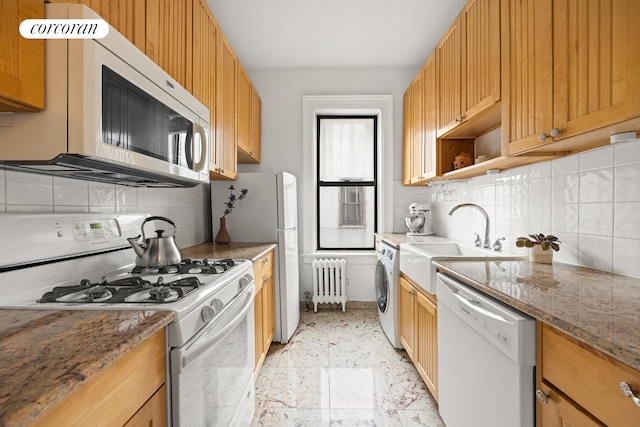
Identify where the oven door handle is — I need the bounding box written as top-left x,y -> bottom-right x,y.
172,284 -> 255,373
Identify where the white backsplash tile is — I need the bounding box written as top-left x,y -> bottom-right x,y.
578,235 -> 613,272
552,173 -> 579,204
613,238 -> 640,277
0,170 -> 212,248
614,138 -> 640,166
613,202 -> 640,239
614,163 -> 640,202
551,204 -> 579,234
116,185 -> 138,208
529,161 -> 552,179
6,171 -> 53,206
529,177 -> 551,206
580,145 -> 614,171
53,176 -> 88,207
552,155 -> 580,176
579,203 -> 613,236
579,168 -> 613,203
88,182 -> 116,208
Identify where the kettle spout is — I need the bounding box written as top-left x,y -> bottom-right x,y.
126,235 -> 147,257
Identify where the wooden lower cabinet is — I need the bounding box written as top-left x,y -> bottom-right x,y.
254,249 -> 275,374
124,384 -> 167,427
538,324 -> 640,426
398,275 -> 438,401
538,382 -> 604,427
32,329 -> 167,427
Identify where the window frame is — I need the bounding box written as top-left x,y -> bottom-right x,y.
301,95 -> 393,257
316,115 -> 378,250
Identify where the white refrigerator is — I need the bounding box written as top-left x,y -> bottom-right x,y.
211,171 -> 300,343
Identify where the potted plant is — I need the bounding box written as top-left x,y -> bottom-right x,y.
515,233 -> 560,264
215,185 -> 248,245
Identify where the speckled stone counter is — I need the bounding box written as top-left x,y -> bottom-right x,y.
182,242 -> 277,262
0,309 -> 174,427
433,259 -> 640,371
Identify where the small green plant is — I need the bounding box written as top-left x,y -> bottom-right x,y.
223,185 -> 248,217
515,233 -> 561,251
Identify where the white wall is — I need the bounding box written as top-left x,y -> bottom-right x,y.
239,67 -> 417,301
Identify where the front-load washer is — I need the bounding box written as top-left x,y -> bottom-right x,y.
375,241 -> 402,348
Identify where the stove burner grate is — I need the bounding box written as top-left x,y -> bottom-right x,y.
37,275 -> 204,304
130,258 -> 235,275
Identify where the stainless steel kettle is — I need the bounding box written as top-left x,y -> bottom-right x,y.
127,216 -> 182,267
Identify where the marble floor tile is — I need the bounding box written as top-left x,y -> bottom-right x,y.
252,307 -> 444,426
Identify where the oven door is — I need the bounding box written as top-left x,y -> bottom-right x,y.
170,284 -> 256,427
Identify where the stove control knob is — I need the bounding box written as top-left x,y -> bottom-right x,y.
201,306 -> 216,323
202,298 -> 223,323
239,275 -> 252,290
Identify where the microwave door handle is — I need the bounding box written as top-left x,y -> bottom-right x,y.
192,122 -> 208,172
173,285 -> 255,372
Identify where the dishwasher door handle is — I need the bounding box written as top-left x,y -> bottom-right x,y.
451,288 -> 513,324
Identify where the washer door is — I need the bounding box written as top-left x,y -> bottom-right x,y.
375,259 -> 389,313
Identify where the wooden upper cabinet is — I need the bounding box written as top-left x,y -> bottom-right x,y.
192,0 -> 218,175
236,63 -> 252,157
215,34 -> 237,179
437,0 -> 501,139
146,0 -> 193,92
436,16 -> 462,137
249,85 -> 262,163
52,0 -> 147,51
402,54 -> 437,185
0,0 -> 44,112
402,89 -> 412,185
410,71 -> 424,184
501,0 -> 554,154
422,53 -> 437,181
460,0 -> 501,124
552,0 -> 640,142
504,0 -> 640,155
237,62 -> 262,164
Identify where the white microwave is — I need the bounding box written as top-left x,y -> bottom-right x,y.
0,3 -> 209,187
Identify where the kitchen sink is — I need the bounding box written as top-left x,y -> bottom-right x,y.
399,241 -> 523,295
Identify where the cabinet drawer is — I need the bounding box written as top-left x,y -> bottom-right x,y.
542,325 -> 640,426
253,250 -> 274,279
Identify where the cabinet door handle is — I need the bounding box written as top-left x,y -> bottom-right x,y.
535,389 -> 549,405
619,382 -> 640,408
539,128 -> 561,142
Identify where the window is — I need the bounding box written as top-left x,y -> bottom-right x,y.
316,115 -> 377,250
340,186 -> 364,226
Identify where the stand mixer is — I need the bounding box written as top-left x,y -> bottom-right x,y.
405,202 -> 433,235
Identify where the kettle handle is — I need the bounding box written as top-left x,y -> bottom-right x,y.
140,216 -> 177,239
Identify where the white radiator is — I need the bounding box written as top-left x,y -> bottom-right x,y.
311,258 -> 347,312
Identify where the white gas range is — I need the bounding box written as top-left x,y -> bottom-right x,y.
0,213 -> 256,427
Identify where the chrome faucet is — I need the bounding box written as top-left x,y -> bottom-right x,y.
449,203 -> 491,249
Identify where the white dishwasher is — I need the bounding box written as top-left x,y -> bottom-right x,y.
436,273 -> 536,427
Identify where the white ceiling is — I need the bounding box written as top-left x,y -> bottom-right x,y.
205,0 -> 468,70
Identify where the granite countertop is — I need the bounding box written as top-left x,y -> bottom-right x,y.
434,259 -> 640,371
182,242 -> 277,262
0,309 -> 174,427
